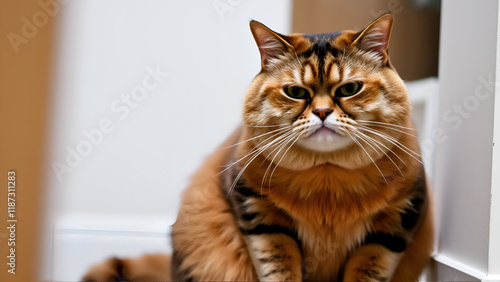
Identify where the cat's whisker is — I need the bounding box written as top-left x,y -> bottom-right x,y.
268,132 -> 304,189
249,130 -> 294,166
226,132 -> 294,198
357,124 -> 418,139
356,131 -> 406,165
260,132 -> 298,194
353,132 -> 383,158
291,47 -> 304,70
255,133 -> 288,172
357,127 -> 423,165
221,125 -> 291,150
347,132 -> 388,185
226,142 -> 275,198
264,131 -> 300,188
291,122 -> 316,137
261,131 -> 297,190
340,48 -> 347,65
218,127 -> 290,175
354,132 -> 405,178
244,123 -> 291,128
358,126 -> 422,159
219,128 -> 288,167
233,132 -> 296,196
356,120 -> 417,131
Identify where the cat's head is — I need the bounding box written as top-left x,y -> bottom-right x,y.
242,14 -> 413,170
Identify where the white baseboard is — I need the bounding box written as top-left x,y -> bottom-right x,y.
51,214 -> 174,282
425,253 -> 486,282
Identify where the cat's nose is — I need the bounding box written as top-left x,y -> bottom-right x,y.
312,108 -> 333,121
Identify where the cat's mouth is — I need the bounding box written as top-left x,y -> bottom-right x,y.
298,124 -> 352,153
311,125 -> 339,137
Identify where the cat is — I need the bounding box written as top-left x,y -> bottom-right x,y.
83,13 -> 434,282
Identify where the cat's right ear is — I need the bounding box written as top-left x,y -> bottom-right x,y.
250,20 -> 294,70
351,13 -> 393,64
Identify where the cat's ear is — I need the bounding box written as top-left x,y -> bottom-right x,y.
250,20 -> 294,70
351,13 -> 393,63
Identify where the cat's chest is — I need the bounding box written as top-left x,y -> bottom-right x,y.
296,220 -> 369,281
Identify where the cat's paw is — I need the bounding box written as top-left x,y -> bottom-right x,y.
82,257 -> 131,282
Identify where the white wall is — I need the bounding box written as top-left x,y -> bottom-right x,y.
490,1 -> 500,276
48,0 -> 292,220
44,1 -> 291,281
431,0 -> 500,280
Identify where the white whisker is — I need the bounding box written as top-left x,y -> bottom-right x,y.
225,132 -> 294,198
353,132 -> 383,158
261,131 -> 296,190
357,127 -> 423,165
347,132 -> 388,185
358,126 -> 422,158
218,127 -> 290,176
354,132 -> 405,178
356,131 -> 406,165
221,126 -> 291,150
291,47 -> 304,70
244,123 -> 291,128
356,120 -> 417,131
357,124 -> 418,138
268,132 -> 304,188
259,131 -> 297,193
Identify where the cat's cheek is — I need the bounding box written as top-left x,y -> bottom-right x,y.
355,112 -> 376,122
261,102 -> 285,118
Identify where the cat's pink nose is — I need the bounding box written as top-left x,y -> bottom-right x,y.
312,108 -> 333,121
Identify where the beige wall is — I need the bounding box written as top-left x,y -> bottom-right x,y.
292,0 -> 440,81
0,1 -> 55,281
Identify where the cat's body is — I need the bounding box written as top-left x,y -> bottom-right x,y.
83,14 -> 434,282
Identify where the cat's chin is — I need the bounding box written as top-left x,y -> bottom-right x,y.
297,131 -> 352,153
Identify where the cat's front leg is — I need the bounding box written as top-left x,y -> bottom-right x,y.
343,240 -> 403,282
226,179 -> 302,281
244,232 -> 302,281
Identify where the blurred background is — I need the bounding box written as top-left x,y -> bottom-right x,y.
3,0 -> 500,281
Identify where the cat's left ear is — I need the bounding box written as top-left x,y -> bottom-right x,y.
250,20 -> 294,70
351,13 -> 394,64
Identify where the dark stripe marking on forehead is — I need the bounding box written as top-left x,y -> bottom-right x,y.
301,32 -> 341,82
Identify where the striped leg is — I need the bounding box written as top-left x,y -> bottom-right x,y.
343,243 -> 402,282
343,168 -> 431,282
244,233 -> 302,281
226,176 -> 302,281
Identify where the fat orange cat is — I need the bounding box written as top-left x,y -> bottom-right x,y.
83,13 -> 433,282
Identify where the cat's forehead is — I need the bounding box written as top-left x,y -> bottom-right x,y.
303,32 -> 342,43
287,30 -> 359,54
283,30 -> 372,85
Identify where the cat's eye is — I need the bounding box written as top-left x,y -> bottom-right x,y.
284,86 -> 310,99
336,82 -> 363,97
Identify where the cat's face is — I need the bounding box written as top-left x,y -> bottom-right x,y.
243,14 -> 412,170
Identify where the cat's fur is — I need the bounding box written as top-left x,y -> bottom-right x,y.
83,14 -> 433,282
